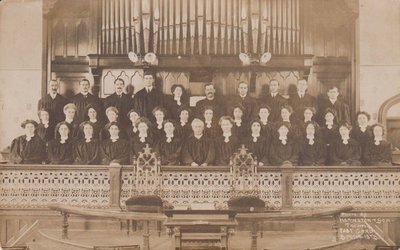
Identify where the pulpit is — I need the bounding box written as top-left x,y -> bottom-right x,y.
164,210 -> 237,250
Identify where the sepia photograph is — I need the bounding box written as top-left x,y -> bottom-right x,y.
0,0 -> 399,249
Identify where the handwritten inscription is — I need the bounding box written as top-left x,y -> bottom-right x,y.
339,214 -> 393,241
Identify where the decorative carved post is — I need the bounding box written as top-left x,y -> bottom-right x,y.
281,165 -> 294,209
250,221 -> 259,250
220,226 -> 228,250
174,226 -> 181,250
108,163 -> 122,209
61,212 -> 69,240
143,220 -> 150,250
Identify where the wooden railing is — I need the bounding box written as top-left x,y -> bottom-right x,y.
1,164 -> 399,211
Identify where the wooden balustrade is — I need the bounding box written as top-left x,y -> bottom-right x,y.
1,164 -> 400,211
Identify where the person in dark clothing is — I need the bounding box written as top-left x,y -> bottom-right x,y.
47,122 -> 74,164
288,79 -> 316,124
230,103 -> 248,140
37,80 -> 68,124
317,86 -> 350,125
99,122 -> 130,165
302,107 -> 317,124
129,118 -> 156,158
242,120 -> 270,166
181,119 -> 215,166
152,106 -> 167,138
101,107 -> 128,140
83,104 -> 102,140
320,108 -> 340,147
165,84 -> 189,121
214,116 -> 240,165
9,120 -> 46,164
363,123 -> 392,166
202,106 -> 220,138
126,109 -> 141,138
176,106 -> 192,139
73,121 -> 100,165
132,71 -> 164,121
36,108 -> 54,142
257,104 -> 273,141
71,79 -> 104,124
329,122 -> 361,166
155,120 -> 183,165
63,103 -> 80,139
269,122 -> 299,166
229,82 -> 257,123
278,104 -> 303,144
351,111 -> 373,164
195,83 -> 225,119
103,78 -> 133,126
299,121 -> 327,166
260,79 -> 288,122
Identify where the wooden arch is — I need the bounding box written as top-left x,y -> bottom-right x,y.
378,93 -> 400,129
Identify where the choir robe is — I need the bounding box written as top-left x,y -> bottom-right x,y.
64,121 -> 80,139
288,93 -> 316,123
203,120 -> 221,138
153,122 -> 165,139
230,95 -> 257,123
299,138 -> 328,166
195,98 -> 225,119
329,138 -> 361,166
73,139 -> 100,165
260,122 -> 274,141
38,93 -> 69,123
155,136 -> 183,165
125,124 -> 139,138
103,93 -> 132,126
181,135 -> 215,165
165,96 -> 189,121
317,98 -> 350,125
214,134 -> 240,165
269,139 -> 299,166
320,125 -> 340,146
232,122 -> 249,141
363,140 -> 392,166
260,93 -> 288,122
47,139 -> 74,164
9,135 -> 46,164
242,135 -> 270,165
350,126 -> 373,150
71,93 -> 104,124
176,122 -> 192,139
129,134 -> 156,158
100,139 -> 130,165
36,123 -> 55,142
99,123 -> 128,140
132,88 -> 164,121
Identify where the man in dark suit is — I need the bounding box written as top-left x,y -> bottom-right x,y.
71,79 -> 104,124
317,86 -> 350,125
103,78 -> 132,126
261,79 -> 287,122
37,80 -> 69,124
195,83 -> 225,119
288,79 -> 316,123
229,82 -> 257,123
132,70 -> 164,121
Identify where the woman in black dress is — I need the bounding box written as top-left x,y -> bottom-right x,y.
299,121 -> 327,166
257,104 -> 273,141
202,106 -> 220,138
99,122 -> 130,165
84,104 -> 103,139
279,105 -> 303,143
269,122 -> 299,166
63,103 -> 80,139
329,122 -> 361,166
47,122 -> 74,164
351,111 -> 373,163
242,120 -> 270,166
74,121 -> 100,165
130,118 -> 156,158
231,104 -> 248,140
101,107 -> 127,140
176,106 -> 192,139
9,120 -> 46,164
152,106 -> 167,138
166,84 -> 189,121
320,108 -> 339,147
363,123 -> 392,166
126,109 -> 141,138
214,116 -> 240,165
36,108 -> 54,142
155,120 -> 183,165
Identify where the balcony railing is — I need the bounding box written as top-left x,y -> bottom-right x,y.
1,164 -> 399,211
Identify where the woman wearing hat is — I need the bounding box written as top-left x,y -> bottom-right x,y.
99,122 -> 130,165
47,122 -> 74,164
10,120 -> 46,164
165,84 -> 189,121
73,121 -> 100,165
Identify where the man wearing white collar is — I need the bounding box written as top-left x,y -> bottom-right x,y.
38,80 -> 68,124
230,82 -> 257,123
261,79 -> 287,122
181,119 -> 215,167
195,83 -> 225,119
317,86 -> 350,125
71,78 -> 103,124
104,78 -> 132,126
132,70 -> 164,121
288,79 -> 316,123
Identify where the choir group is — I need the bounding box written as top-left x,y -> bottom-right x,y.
9,71 -> 393,166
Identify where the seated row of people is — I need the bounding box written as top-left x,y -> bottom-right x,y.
10,108 -> 392,166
